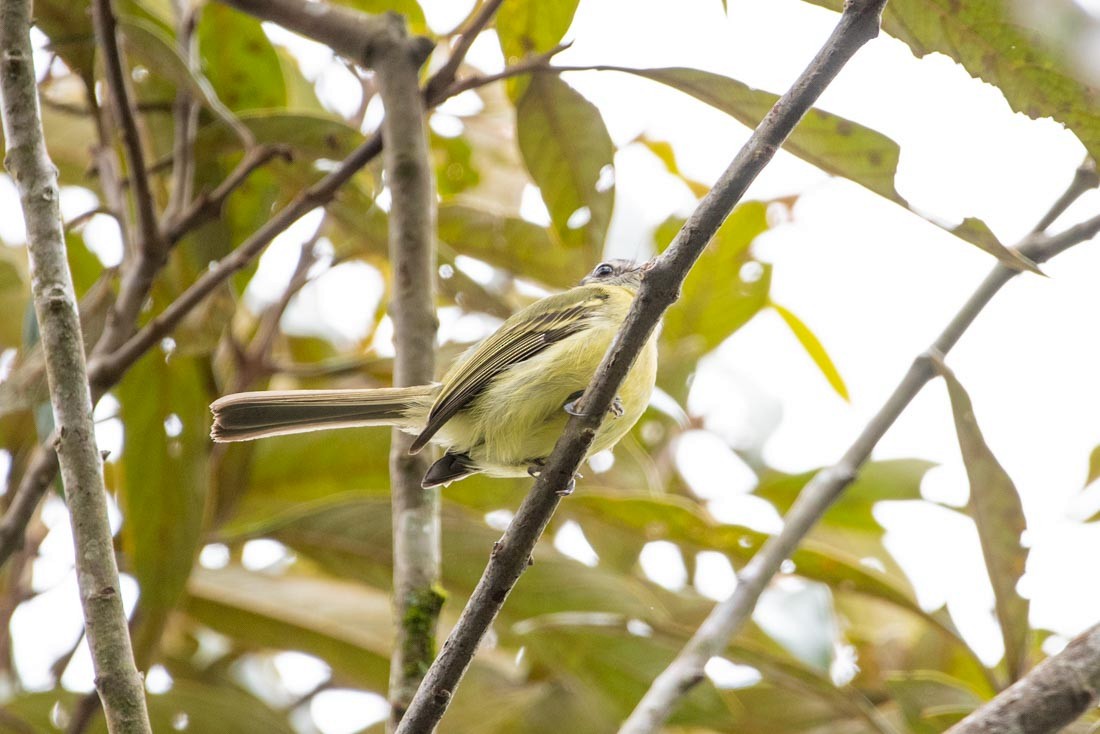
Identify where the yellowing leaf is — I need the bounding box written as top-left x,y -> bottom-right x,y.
935,360 -> 1030,681
770,300 -> 850,401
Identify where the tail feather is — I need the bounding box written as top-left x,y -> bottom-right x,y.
210,386 -> 436,442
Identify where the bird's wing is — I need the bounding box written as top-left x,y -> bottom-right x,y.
409,288 -> 609,453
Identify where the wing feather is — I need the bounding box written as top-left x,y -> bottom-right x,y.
409,290 -> 607,453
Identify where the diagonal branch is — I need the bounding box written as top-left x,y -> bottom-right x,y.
373,22 -> 443,729
161,143 -> 293,246
945,622 -> 1100,734
0,1 -> 151,731
393,2 -> 890,732
617,196 -> 1100,733
0,0 -> 525,577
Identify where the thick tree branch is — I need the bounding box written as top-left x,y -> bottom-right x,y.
946,623 -> 1100,734
393,2 -> 890,732
617,202 -> 1100,733
90,0 -> 169,358
373,23 -> 443,730
0,1 -> 152,731
218,0 -> 411,66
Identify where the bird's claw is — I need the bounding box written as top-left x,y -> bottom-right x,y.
563,391 -> 625,419
555,476 -> 578,497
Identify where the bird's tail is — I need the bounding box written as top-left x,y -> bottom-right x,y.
210,385 -> 437,442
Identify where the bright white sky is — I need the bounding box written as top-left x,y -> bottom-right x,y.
6,1 -> 1100,732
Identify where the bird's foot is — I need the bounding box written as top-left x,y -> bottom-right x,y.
527,459 -> 546,478
556,475 -> 578,497
564,391 -> 625,419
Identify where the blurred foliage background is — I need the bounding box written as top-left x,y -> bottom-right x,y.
0,0 -> 1099,732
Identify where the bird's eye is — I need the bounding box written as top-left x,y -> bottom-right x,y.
594,262 -> 615,278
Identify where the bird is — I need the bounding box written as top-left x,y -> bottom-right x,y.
210,259 -> 658,489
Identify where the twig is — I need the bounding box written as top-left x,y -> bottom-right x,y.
394,2 -> 891,732
0,0 -> 511,573
1031,156 -> 1098,234
441,43 -> 571,99
617,207 -> 1100,731
90,0 -> 168,357
371,22 -> 442,730
162,144 -> 293,246
87,133 -> 383,391
232,230 -> 321,390
163,1 -> 201,224
422,0 -> 504,103
0,1 -> 151,730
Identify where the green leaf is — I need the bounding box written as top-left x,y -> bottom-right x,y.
116,351 -> 210,659
614,66 -> 1037,272
1,679 -> 297,734
520,622 -> 734,729
33,0 -> 94,78
433,131 -> 481,198
755,459 -> 934,536
437,204 -> 577,288
119,17 -> 247,138
656,203 -> 770,397
516,74 -> 614,258
218,428 -> 392,537
805,0 -> 1100,164
496,0 -> 580,62
198,4 -> 286,111
770,300 -> 849,401
887,670 -> 985,734
566,491 -> 939,626
194,112 -> 364,161
250,499 -> 667,628
936,361 -> 1030,681
184,565 -> 392,689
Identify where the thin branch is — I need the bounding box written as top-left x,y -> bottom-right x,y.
421,0 -> 504,103
372,22 -> 442,730
618,212 -> 1100,731
394,2 -> 891,732
86,132 -> 383,393
162,143 -> 293,246
945,622 -> 1100,734
163,1 -> 201,224
232,230 -> 321,390
0,0 -> 151,730
1030,156 -> 1098,234
90,0 -> 169,357
0,0 -> 505,573
441,43 -> 571,99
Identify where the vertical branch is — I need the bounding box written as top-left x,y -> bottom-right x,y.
372,27 -> 442,730
90,0 -> 169,357
394,2 -> 890,732
163,0 -> 201,223
0,1 -> 152,731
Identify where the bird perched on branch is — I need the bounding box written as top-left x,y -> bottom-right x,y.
211,259 -> 657,489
